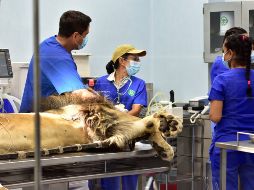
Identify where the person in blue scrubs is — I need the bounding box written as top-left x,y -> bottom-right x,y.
209,27 -> 248,138
210,27 -> 247,83
209,34 -> 254,190
20,10 -> 94,113
89,44 -> 147,190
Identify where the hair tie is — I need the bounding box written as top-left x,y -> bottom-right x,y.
248,80 -> 251,86
241,35 -> 247,41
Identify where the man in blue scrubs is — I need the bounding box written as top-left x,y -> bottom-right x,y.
90,44 -> 147,190
20,10 -> 94,112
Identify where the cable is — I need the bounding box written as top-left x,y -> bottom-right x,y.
3,94 -> 21,113
0,97 -> 4,113
189,104 -> 210,124
145,176 -> 154,190
113,78 -> 133,104
146,92 -> 174,116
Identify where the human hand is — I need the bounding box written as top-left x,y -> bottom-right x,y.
115,104 -> 128,112
72,88 -> 98,99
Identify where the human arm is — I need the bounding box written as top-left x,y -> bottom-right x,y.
208,75 -> 225,123
72,88 -> 98,99
40,54 -> 86,94
209,100 -> 223,123
128,80 -> 147,116
128,104 -> 142,116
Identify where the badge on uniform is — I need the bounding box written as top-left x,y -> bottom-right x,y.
128,89 -> 135,96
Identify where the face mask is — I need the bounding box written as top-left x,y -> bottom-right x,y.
126,61 -> 141,76
251,51 -> 254,64
78,36 -> 88,50
222,51 -> 231,68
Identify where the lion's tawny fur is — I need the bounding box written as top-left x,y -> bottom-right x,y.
0,93 -> 183,160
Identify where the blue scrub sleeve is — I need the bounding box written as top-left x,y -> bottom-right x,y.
133,81 -> 147,107
210,56 -> 222,84
94,78 -> 101,91
209,75 -> 225,101
210,56 -> 229,84
40,56 -> 86,94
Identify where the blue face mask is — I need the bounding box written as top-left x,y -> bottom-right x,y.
78,36 -> 88,50
251,51 -> 254,64
222,51 -> 231,68
126,61 -> 141,76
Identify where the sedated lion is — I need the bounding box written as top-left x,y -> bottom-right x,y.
0,93 -> 182,160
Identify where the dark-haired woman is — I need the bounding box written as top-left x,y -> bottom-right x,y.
89,44 -> 147,190
94,44 -> 147,116
209,34 -> 254,190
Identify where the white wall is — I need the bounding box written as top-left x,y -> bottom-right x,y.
0,0 -> 33,62
151,0 -> 209,101
0,0 -> 208,102
39,0 -> 153,82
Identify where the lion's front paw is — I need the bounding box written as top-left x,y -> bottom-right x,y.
154,113 -> 183,138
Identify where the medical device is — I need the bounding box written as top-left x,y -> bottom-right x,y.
189,96 -> 209,110
0,49 -> 13,78
188,96 -> 210,124
113,77 -> 133,104
0,49 -> 21,113
81,77 -> 97,89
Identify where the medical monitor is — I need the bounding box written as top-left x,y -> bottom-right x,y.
0,49 -> 13,78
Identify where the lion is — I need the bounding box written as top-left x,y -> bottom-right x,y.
0,93 -> 182,161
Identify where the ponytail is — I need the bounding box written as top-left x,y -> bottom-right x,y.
106,59 -> 120,74
246,61 -> 252,97
225,34 -> 252,97
106,61 -> 114,74
241,35 -> 252,97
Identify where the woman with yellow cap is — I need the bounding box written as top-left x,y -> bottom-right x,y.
95,44 -> 147,116
89,44 -> 147,190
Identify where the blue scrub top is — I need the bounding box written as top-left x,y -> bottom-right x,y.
210,56 -> 229,84
20,36 -> 86,113
209,56 -> 229,139
209,68 -> 254,145
94,75 -> 147,111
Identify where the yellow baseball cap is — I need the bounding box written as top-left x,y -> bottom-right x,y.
112,44 -> 146,63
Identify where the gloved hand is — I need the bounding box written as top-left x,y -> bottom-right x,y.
115,104 -> 128,112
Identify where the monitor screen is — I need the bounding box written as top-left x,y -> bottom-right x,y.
0,50 -> 12,78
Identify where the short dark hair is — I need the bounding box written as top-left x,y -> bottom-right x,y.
58,10 -> 92,37
223,27 -> 247,43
